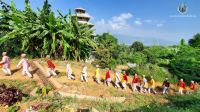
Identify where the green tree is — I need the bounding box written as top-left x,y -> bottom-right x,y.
128,52 -> 147,65
131,41 -> 144,52
189,33 -> 200,48
169,46 -> 200,82
180,38 -> 186,46
95,33 -> 118,54
144,46 -> 176,66
94,33 -> 118,68
115,44 -> 132,64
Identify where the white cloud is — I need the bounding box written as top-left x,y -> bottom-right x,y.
112,13 -> 133,22
109,13 -> 133,30
134,20 -> 142,25
95,13 -> 133,31
94,15 -> 175,43
94,19 -> 111,33
156,23 -> 163,27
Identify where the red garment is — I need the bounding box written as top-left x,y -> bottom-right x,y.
178,81 -> 186,89
105,71 -> 111,79
190,83 -> 195,90
132,76 -> 139,83
123,74 -> 128,82
47,60 -> 55,69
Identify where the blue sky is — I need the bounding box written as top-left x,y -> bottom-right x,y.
3,0 -> 200,45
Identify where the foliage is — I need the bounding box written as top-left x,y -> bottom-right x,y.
189,33 -> 200,48
36,85 -> 52,96
180,38 -> 186,46
131,41 -> 144,52
169,46 -> 200,82
115,44 -> 132,64
127,52 -> 147,65
144,46 -> 176,65
0,84 -> 23,106
94,33 -> 119,69
0,0 -> 96,60
8,104 -> 20,112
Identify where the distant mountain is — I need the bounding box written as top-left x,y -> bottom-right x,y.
114,34 -> 179,46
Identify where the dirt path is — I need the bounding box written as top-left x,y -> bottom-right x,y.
0,60 -> 182,98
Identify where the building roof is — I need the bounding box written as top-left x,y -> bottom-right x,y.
78,20 -> 94,26
75,7 -> 86,11
76,13 -> 91,18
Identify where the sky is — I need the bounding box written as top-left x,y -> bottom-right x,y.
3,0 -> 200,45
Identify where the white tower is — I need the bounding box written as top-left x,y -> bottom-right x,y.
74,7 -> 94,28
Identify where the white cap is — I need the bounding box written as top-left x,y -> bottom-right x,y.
46,55 -> 50,58
21,53 -> 26,58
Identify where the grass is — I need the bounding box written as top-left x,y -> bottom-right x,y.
0,59 -> 197,112
1,84 -> 199,112
131,89 -> 200,112
22,93 -> 166,111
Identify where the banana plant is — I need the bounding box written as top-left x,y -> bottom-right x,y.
0,0 -> 96,60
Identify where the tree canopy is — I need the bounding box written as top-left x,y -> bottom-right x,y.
131,41 -> 144,52
189,33 -> 200,48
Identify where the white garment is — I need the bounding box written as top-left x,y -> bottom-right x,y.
122,83 -> 126,89
115,72 -> 121,87
140,78 -> 147,93
2,67 -> 11,75
178,88 -> 183,94
148,87 -> 157,94
163,86 -> 169,94
1,56 -> 11,75
132,83 -> 138,92
22,69 -> 32,78
66,64 -> 74,79
81,67 -> 88,82
82,66 -> 87,77
47,68 -> 57,77
17,59 -> 32,78
104,78 -> 111,86
81,75 -> 87,82
17,59 -> 29,70
95,78 -> 100,84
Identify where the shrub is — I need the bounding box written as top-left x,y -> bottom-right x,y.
169,46 -> 200,83
8,104 -> 20,112
126,64 -> 177,82
128,52 -> 147,65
